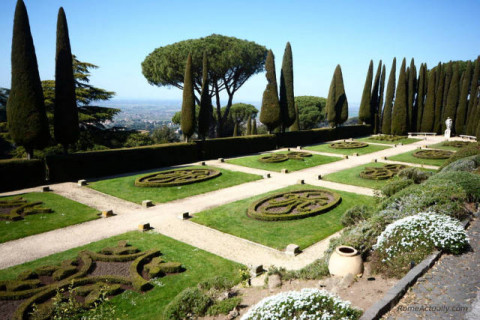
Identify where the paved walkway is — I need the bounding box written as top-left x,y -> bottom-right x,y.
0,135 -> 448,270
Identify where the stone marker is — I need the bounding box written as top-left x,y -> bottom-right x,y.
77,179 -> 87,186
399,142 -> 403,146
353,152 -> 359,156
200,161 -> 206,166
296,146 -> 302,150
268,274 -> 282,290
317,174 -> 322,180
42,186 -> 51,192
281,168 -> 289,174
343,155 -> 349,159
138,223 -> 150,231
179,212 -> 190,220
297,179 -> 305,184
101,210 -> 114,218
374,159 -> 378,163
250,264 -> 264,277
142,200 -> 154,208
285,244 -> 300,256
287,148 -> 291,151
394,144 -> 397,147
263,173 -> 271,179
423,145 -> 428,148
218,158 -> 224,162
382,156 -> 387,160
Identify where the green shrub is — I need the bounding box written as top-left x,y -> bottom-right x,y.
381,179 -> 414,197
397,167 -> 432,183
198,276 -> 234,292
206,297 -> 241,316
441,155 -> 480,173
429,171 -> 480,202
441,143 -> 480,168
163,287 -> 212,320
341,205 -> 373,227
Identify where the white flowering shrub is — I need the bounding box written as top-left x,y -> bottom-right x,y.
372,212 -> 469,277
241,288 -> 362,320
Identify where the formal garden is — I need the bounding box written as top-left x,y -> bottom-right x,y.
1,1 -> 480,319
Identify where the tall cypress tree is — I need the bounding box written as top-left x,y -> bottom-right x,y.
391,58 -> 408,135
476,99 -> 480,140
246,114 -> 252,135
415,64 -> 427,131
252,118 -> 257,135
455,61 -> 472,135
434,63 -> 445,133
441,63 -> 453,126
54,7 -> 78,153
370,60 -> 383,133
7,0 -> 50,159
326,65 -> 348,127
381,58 -> 396,134
378,64 -> 386,133
359,60 -> 373,124
198,52 -> 211,140
443,63 -> 460,132
289,103 -> 300,131
181,53 -> 195,141
466,57 -> 480,135
279,42 -> 295,132
420,68 -> 436,132
407,59 -> 417,131
260,50 -> 281,133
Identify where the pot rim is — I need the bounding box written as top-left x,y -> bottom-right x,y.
335,245 -> 358,257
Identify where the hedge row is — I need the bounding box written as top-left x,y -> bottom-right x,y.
0,125 -> 371,190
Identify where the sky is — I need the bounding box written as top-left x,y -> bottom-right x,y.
1,0 -> 479,106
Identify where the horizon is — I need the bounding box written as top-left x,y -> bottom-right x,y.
1,0 -> 479,105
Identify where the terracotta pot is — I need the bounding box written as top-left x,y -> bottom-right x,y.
328,245 -> 363,277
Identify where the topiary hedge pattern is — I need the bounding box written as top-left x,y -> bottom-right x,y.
0,241 -> 184,320
135,168 -> 221,187
258,151 -> 312,163
413,149 -> 454,159
247,189 -> 341,221
359,164 -> 409,180
442,141 -> 475,148
329,141 -> 369,149
370,135 -> 405,142
0,197 -> 52,221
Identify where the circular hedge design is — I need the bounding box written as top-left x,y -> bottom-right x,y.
287,151 -> 312,160
329,141 -> 369,149
413,149 -> 454,159
135,168 -> 221,187
442,141 -> 474,148
360,164 -> 409,180
0,197 -> 52,221
258,151 -> 312,163
371,135 -> 405,142
247,189 -> 341,221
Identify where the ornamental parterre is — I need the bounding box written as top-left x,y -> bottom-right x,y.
0,197 -> 52,221
135,168 -> 221,187
329,141 -> 369,149
412,149 -> 454,159
359,164 -> 409,180
258,151 -> 312,163
247,189 -> 341,221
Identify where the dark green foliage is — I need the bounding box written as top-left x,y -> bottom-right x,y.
455,61 -> 472,134
181,53 -> 195,141
326,65 -> 348,127
294,96 -> 326,129
135,168 -> 221,187
441,143 -> 480,168
54,8 -> 79,152
279,42 -> 296,131
407,59 -> 417,131
397,167 -> 432,183
466,57 -> 480,135
415,63 -> 426,131
0,88 -> 10,122
198,52 -> 211,140
341,205 -> 373,227
381,58 -> 396,134
381,179 -> 414,197
290,102 -> 300,131
246,114 -> 252,135
359,60 -> 373,124
7,0 -> 50,158
260,50 -> 281,133
434,63 -> 445,133
413,149 -> 454,159
370,61 -> 383,133
430,171 -> 480,201
206,297 -> 241,316
442,63 -> 453,117
443,63 -> 460,131
420,67 -> 436,132
0,159 -> 45,192
233,122 -> 238,136
391,58 -> 408,135
252,118 -> 257,134
377,65 -> 386,133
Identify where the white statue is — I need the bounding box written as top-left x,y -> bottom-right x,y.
444,117 -> 452,138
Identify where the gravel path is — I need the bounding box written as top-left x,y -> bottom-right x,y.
0,135 -> 448,271
383,216 -> 480,320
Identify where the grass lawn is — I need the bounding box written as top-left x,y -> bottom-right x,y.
304,141 -> 391,155
323,162 -> 436,189
88,166 -> 261,204
0,192 -> 99,243
388,150 -> 451,166
226,151 -> 340,172
356,136 -> 421,145
0,231 -> 242,320
426,142 -> 469,151
191,184 -> 373,250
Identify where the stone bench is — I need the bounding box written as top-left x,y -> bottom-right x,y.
408,132 -> 436,137
459,135 -> 477,141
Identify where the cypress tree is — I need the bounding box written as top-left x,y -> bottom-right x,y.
381,58 -> 396,134
434,63 -> 445,133
181,53 -> 195,141
420,68 -> 436,132
260,50 -> 281,133
476,99 -> 480,140
407,59 -> 417,131
279,42 -> 295,132
378,64 -> 386,133
246,114 -> 252,135
466,57 -> 480,135
326,65 -> 348,127
391,58 -> 408,135
252,118 -> 257,134
289,103 -> 300,131
441,63 -> 453,126
358,60 -> 373,124
455,61 -> 472,135
233,122 -> 238,136
7,0 -> 50,159
54,7 -> 78,153
370,60 -> 383,133
443,63 -> 460,132
198,52 -> 211,140
415,64 -> 427,131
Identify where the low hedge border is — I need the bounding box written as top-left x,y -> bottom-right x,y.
330,141 -> 369,149
134,168 -> 222,188
359,164 -> 409,181
413,149 -> 455,159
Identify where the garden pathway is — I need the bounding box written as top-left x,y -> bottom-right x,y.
0,135 -> 448,271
